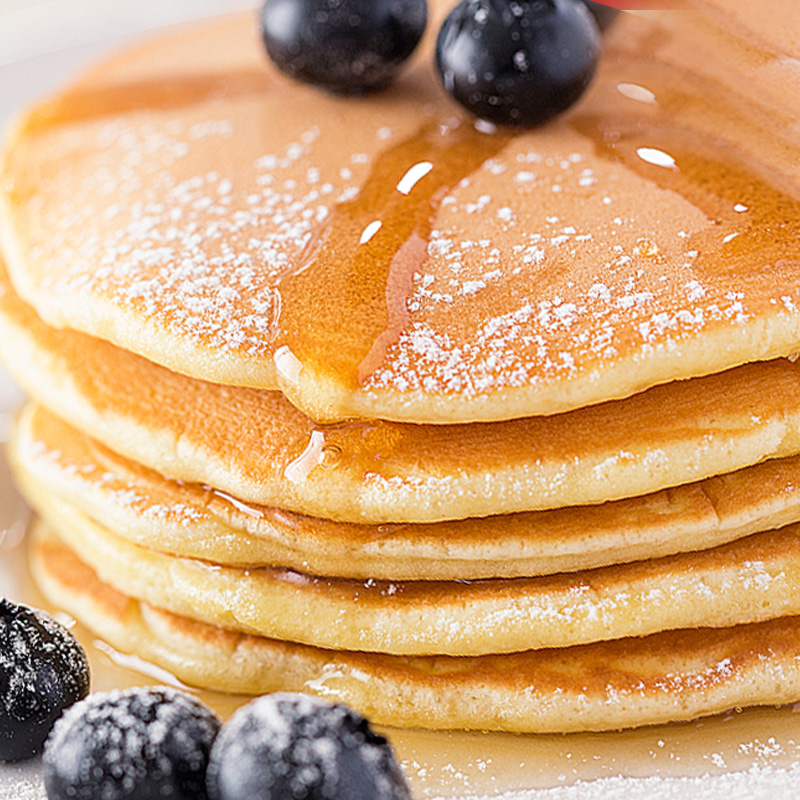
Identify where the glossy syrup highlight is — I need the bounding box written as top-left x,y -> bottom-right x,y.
573,17 -> 800,285
272,120 -> 511,391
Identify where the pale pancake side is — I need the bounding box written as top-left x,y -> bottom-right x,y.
29,487 -> 800,656
3,6 -> 800,423
5,271 -> 800,524
31,524 -> 800,733
15,402 -> 800,580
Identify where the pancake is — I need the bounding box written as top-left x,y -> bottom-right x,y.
5,267 -> 800,524
15,402 -> 800,580
3,4 -> 800,424
30,521 -> 800,733
27,483 -> 800,656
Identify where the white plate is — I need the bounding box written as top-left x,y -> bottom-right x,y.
4,4 -> 800,798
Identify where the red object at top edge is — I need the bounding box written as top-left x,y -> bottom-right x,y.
591,1 -> 690,8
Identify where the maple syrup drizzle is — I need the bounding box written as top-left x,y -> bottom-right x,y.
284,418 -> 406,488
574,62 -> 800,280
273,121 -> 511,390
576,118 -> 800,278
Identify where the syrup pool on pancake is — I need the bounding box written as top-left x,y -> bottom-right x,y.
1,2 -> 799,423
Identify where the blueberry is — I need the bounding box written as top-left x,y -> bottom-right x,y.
582,0 -> 619,31
435,0 -> 601,127
43,687 -> 221,800
206,693 -> 411,800
0,599 -> 90,762
260,0 -> 428,93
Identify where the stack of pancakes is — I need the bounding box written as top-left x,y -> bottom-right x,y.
2,0 -> 800,733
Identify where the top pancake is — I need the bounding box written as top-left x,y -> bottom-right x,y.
2,3 -> 800,423
7,260 -> 800,524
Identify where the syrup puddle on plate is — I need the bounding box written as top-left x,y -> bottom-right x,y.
3,450 -> 800,798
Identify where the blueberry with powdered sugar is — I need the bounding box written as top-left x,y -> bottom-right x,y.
0,599 -> 90,762
206,693 -> 411,800
43,687 -> 221,800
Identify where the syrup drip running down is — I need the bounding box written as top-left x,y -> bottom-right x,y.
282,72 -> 800,480
273,121 -> 511,390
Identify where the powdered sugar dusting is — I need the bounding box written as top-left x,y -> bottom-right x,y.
34,112 -> 369,358
7,1 -> 800,431
365,138 -> 793,397
29,437 -> 205,528
15,81 -> 800,411
43,687 -> 220,796
426,764 -> 800,800
0,600 -> 90,763
0,765 -> 45,800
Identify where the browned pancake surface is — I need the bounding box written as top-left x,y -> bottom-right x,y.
2,3 -> 800,423
27,489 -> 800,656
4,264 -> 800,523
30,523 -> 800,733
14,403 -> 800,580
